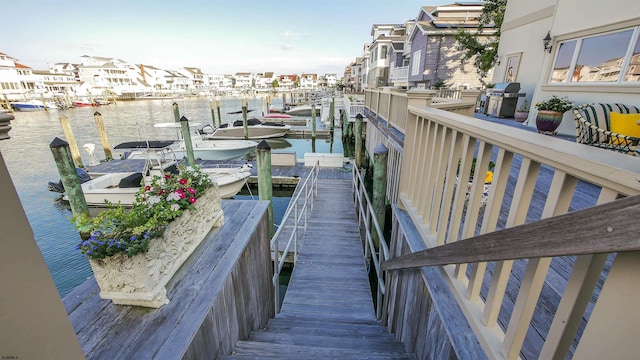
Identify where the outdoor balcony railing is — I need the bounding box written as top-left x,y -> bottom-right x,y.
364,88 -> 640,359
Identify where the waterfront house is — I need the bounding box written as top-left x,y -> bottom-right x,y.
0,52 -> 30,100
368,23 -> 406,88
406,3 -> 495,89
178,66 -> 206,90
494,0 -> 640,136
234,72 -> 254,90
278,74 -> 298,91
77,55 -> 144,96
299,73 -> 318,90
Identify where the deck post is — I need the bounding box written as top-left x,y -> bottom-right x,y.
242,98 -> 249,140
372,144 -> 388,249
180,116 -> 195,166
257,140 -> 274,236
93,111 -> 113,161
172,102 -> 180,123
216,98 -> 222,127
311,104 -> 317,139
49,137 -> 88,217
58,115 -> 84,168
355,113 -> 363,168
209,99 -> 216,126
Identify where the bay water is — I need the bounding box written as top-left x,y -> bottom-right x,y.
0,97 -> 343,297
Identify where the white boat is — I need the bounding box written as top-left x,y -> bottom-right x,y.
202,118 -> 291,140
153,122 -> 258,160
76,145 -> 252,206
11,100 -> 57,111
285,104 -> 320,116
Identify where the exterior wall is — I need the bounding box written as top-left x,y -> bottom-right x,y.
408,31 -> 428,84
499,0 -> 640,135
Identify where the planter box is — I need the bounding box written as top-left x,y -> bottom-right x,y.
88,187 -> 224,308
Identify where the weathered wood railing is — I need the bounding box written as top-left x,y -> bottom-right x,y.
270,161 -> 319,313
364,91 -> 640,359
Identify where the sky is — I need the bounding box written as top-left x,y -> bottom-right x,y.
0,0 -> 453,76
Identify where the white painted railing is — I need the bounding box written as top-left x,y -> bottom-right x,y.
270,162 -> 319,313
352,165 -> 390,320
389,66 -> 408,83
365,89 -> 640,359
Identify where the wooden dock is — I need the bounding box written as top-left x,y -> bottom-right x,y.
222,179 -> 416,359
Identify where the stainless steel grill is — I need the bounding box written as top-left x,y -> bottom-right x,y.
486,82 -> 525,118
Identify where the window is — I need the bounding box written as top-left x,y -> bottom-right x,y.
411,50 -> 421,76
380,45 -> 388,59
550,26 -> 640,84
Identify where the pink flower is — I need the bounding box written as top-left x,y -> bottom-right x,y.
188,188 -> 196,194
179,178 -> 187,185
145,185 -> 151,191
179,193 -> 186,199
189,197 -> 197,204
165,174 -> 171,179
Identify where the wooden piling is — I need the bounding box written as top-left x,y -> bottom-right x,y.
355,113 -> 363,168
242,98 -> 249,140
330,97 -> 335,132
40,94 -> 48,111
173,102 -> 180,123
93,111 -> 112,161
311,104 -> 317,139
216,99 -> 222,127
209,99 -> 216,126
58,116 -> 84,168
50,137 -> 88,217
256,140 -> 273,236
180,116 -> 195,166
372,144 -> 388,249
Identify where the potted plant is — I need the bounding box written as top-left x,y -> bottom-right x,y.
534,95 -> 573,135
514,99 -> 530,123
73,165 -> 224,308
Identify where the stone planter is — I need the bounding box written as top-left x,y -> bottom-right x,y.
536,110 -> 564,135
88,187 -> 224,308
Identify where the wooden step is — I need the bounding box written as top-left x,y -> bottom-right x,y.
247,330 -> 406,352
220,341 -> 416,359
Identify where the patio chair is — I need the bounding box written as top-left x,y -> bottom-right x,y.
573,103 -> 640,154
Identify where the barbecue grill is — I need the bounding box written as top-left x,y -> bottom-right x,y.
486,82 -> 525,118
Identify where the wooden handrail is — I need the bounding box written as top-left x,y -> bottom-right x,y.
382,194 -> 640,271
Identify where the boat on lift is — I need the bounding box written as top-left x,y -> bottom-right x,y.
201,110 -> 290,140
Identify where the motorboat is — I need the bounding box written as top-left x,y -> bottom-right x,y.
10,100 -> 57,111
153,122 -> 258,160
61,144 -> 252,206
201,117 -> 290,140
263,113 -> 291,119
285,104 -> 320,116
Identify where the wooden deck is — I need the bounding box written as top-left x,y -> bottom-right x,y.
63,201 -> 274,359
222,179 -> 416,359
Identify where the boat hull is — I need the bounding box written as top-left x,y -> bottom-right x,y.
171,140 -> 257,160
207,125 -> 290,140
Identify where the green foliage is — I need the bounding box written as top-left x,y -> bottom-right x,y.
517,99 -> 530,112
534,95 -> 573,113
73,165 -> 213,260
454,0 -> 507,80
433,78 -> 446,89
272,79 -> 279,88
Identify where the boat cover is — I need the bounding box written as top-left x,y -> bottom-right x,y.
114,140 -> 175,149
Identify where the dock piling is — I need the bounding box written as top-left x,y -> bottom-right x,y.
209,99 -> 216,127
173,102 -> 180,123
214,98 -> 221,127
372,144 -> 388,249
311,104 -> 317,139
355,114 -> 363,168
58,116 -> 84,168
49,137 -> 88,217
180,116 -> 196,166
93,111 -> 112,161
242,98 -> 249,140
257,140 -> 274,236
330,97 -> 335,133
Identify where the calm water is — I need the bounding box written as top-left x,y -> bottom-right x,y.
0,97 -> 343,297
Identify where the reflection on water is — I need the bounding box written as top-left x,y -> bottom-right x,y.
0,97 -> 343,297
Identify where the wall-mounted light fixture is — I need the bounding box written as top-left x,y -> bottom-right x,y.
543,31 -> 553,53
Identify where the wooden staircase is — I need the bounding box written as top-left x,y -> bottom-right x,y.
220,179 -> 415,359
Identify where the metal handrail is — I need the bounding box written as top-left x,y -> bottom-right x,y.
270,161 -> 320,313
352,165 -> 390,320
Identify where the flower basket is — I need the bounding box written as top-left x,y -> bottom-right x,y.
88,187 -> 224,307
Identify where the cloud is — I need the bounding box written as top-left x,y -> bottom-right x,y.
278,44 -> 295,51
